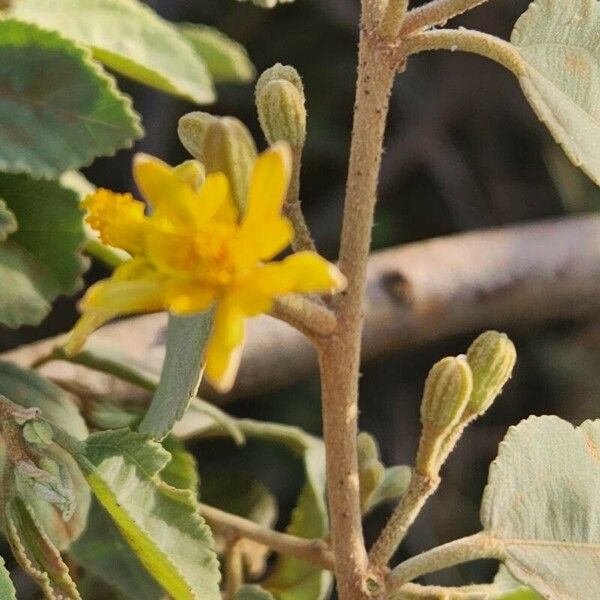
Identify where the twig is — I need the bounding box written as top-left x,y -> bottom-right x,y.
401,0 -> 491,36
7,216 -> 600,402
368,472 -> 440,568
316,6 -> 398,597
224,537 -> 244,600
198,502 -> 335,571
271,295 -> 337,340
387,533 -> 505,590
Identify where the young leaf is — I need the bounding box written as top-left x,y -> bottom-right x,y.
493,566 -> 543,600
511,0 -> 600,184
180,24 -> 255,83
0,555 -> 17,600
139,313 -> 214,440
0,19 -> 141,178
5,498 -> 80,599
71,429 -> 221,600
481,416 -> 600,599
10,0 -> 215,103
161,436 -> 200,494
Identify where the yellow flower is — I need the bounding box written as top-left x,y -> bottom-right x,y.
65,143 -> 346,392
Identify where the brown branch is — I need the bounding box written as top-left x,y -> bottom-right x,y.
4,216 -> 600,402
199,503 -> 335,571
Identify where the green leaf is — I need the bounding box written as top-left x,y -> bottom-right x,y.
0,200 -> 17,242
5,498 -> 80,599
493,567 -> 543,600
0,19 -> 141,178
235,586 -> 276,600
0,555 -> 17,600
511,0 -> 600,185
481,416 -> 600,599
71,429 -> 221,600
70,500 -> 164,600
0,173 -> 88,328
10,0 -> 215,103
161,436 -> 199,494
139,313 -> 214,440
180,24 -> 255,83
369,465 -> 412,507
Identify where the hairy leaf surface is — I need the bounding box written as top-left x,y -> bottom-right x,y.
0,555 -> 17,600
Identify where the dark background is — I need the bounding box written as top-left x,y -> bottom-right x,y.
2,0 -> 599,594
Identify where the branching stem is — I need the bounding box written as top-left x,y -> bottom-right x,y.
271,296 -> 337,340
199,503 -> 335,571
401,0 -> 491,36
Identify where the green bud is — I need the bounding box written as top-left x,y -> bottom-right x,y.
359,459 -> 385,512
466,331 -> 516,416
357,431 -> 380,466
178,112 -> 257,212
22,420 -> 53,447
421,356 -> 473,429
256,64 -> 306,148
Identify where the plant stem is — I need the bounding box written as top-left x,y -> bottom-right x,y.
401,0 -> 491,36
379,0 -> 410,39
392,582 -> 500,599
318,10 -> 397,598
369,471 -> 440,568
199,503 -> 334,570
285,148 -> 317,253
387,532 -> 505,590
403,29 -> 527,77
271,296 -> 337,339
224,537 -> 244,599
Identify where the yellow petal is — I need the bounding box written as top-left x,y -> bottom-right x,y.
196,172 -> 238,225
242,143 -> 291,230
84,189 -> 146,254
203,299 -> 246,393
233,217 -> 293,269
133,153 -> 201,227
252,251 -> 347,297
166,282 -> 217,315
64,273 -> 167,355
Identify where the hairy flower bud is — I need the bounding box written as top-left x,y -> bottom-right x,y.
359,459 -> 385,513
466,331 -> 516,416
357,431 -> 380,465
421,356 -> 473,429
256,64 -> 306,148
178,111 -> 257,212
173,159 -> 205,191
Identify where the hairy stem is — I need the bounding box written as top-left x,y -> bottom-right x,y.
392,582 -> 500,599
404,29 -> 527,77
379,0 -> 410,39
284,148 -> 317,253
369,471 -> 440,567
224,537 -> 244,599
387,532 -> 505,590
271,296 -> 337,339
318,11 -> 397,599
199,503 -> 335,570
401,0 -> 491,36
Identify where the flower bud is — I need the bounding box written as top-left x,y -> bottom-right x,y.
22,420 -> 53,447
421,356 -> 473,430
256,65 -> 306,148
466,331 -> 516,416
178,112 -> 257,212
359,459 -> 385,513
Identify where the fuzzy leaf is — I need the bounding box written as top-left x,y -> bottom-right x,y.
161,436 -> 199,494
0,173 -> 88,328
493,567 -> 543,600
481,416 -> 600,599
72,429 -> 221,600
0,555 -> 17,600
5,498 -> 80,599
139,313 -> 213,440
235,586 -> 276,600
0,19 -> 141,178
180,24 -> 255,83
511,0 -> 600,184
10,0 -> 215,103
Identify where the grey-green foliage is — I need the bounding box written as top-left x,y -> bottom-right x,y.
0,555 -> 17,600
9,0 -> 215,103
511,0 -> 600,185
0,19 -> 141,179
481,416 -> 600,599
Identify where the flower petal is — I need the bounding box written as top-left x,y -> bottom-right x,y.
166,282 -> 217,315
84,189 -> 146,254
252,251 -> 347,297
241,143 -> 291,224
196,172 -> 238,225
64,272 -> 167,355
203,299 -> 246,393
